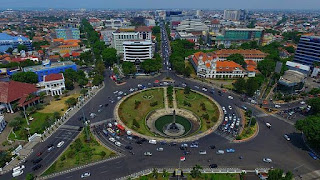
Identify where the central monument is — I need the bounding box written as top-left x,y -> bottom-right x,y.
163,110 -> 185,137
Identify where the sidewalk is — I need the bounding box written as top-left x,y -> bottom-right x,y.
0,83 -> 104,174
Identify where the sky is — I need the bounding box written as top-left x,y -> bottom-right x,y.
1,0 -> 320,10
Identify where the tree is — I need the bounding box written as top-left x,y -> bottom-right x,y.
285,46 -> 295,54
306,97 -> 320,115
102,48 -> 117,66
184,86 -> 191,94
140,58 -> 162,73
152,26 -> 160,34
92,74 -> 104,86
99,151 -> 106,158
95,60 -> 106,76
258,60 -> 276,77
122,62 -> 136,76
12,72 -> 38,83
9,117 -> 23,131
267,169 -> 293,180
65,78 -> 74,90
65,97 -> 77,108
183,66 -> 192,77
233,78 -> 246,93
20,59 -> 36,67
25,173 -> 34,180
190,164 -> 202,178
17,44 -> 27,52
6,47 -> 13,54
227,53 -> 246,67
240,41 -> 259,49
246,78 -> 259,97
295,116 -> 320,148
152,168 -> 158,178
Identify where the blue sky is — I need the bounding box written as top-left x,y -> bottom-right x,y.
1,0 -> 320,9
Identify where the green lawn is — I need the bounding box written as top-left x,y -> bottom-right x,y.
42,128 -> 116,176
155,115 -> 191,134
175,89 -> 219,132
237,117 -> 257,140
8,112 -> 55,141
118,88 -> 165,136
138,173 -> 239,180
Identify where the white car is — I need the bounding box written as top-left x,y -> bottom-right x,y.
144,152 -> 152,156
194,86 -> 199,89
156,147 -> 164,151
228,105 -> 232,110
202,88 -> 207,92
266,122 -> 271,129
228,96 -> 234,100
199,150 -> 207,155
263,158 -> 272,163
117,96 -> 122,100
115,141 -> 121,147
274,104 -> 281,108
300,101 -> 306,105
284,134 -> 290,141
109,137 -> 116,142
81,172 -> 91,178
57,141 -> 64,148
12,170 -> 23,177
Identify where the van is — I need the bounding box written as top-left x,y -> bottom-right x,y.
149,139 -> 157,145
216,150 -> 225,154
13,165 -> 25,172
12,170 -> 23,177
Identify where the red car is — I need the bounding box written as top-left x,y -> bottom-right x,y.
37,152 -> 42,156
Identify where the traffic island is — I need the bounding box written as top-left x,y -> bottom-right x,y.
234,109 -> 259,143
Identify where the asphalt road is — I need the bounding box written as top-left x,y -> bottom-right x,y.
2,24 -> 319,180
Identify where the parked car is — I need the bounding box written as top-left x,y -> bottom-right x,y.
263,158 -> 272,163
308,152 -> 318,160
266,123 -> 271,129
115,141 -> 121,147
209,145 -> 216,149
202,87 -> 207,92
284,134 -> 290,141
109,137 -> 116,142
13,165 -> 25,173
81,172 -> 91,178
228,96 -> 234,99
37,152 -> 42,156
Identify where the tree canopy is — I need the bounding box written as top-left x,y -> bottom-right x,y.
267,169 -> 293,180
12,72 -> 38,83
122,62 -> 136,75
295,115 -> 320,148
227,53 -> 246,67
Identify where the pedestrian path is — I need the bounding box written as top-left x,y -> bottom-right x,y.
163,87 -> 169,110
172,88 -> 177,109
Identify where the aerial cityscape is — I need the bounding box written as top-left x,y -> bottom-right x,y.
0,1 -> 319,180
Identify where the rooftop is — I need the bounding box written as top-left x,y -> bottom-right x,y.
0,81 -> 38,103
216,61 -> 244,72
44,73 -> 64,82
24,61 -> 75,72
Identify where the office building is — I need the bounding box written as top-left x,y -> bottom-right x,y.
176,19 -> 209,33
0,33 -> 32,53
278,70 -> 305,93
223,10 -> 240,21
293,36 -> 320,66
105,19 -> 122,29
23,60 -> 77,82
123,41 -> 153,62
55,28 -> 80,40
215,28 -> 264,48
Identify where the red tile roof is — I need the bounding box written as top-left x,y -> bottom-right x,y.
135,26 -> 152,32
0,81 -> 38,103
191,52 -> 217,66
44,73 -> 64,82
216,49 -> 267,59
71,52 -> 80,57
216,61 -> 244,72
245,60 -> 259,72
63,53 -> 70,58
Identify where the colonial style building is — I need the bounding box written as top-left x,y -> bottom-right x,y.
215,49 -> 267,62
42,73 -> 65,96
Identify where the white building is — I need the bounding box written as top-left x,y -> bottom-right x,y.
123,41 -> 153,62
223,10 -> 241,21
176,19 -> 209,33
42,73 -> 65,96
105,19 -> 122,29
144,19 -> 156,27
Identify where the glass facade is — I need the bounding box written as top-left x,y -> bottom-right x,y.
56,28 -> 80,40
294,36 -> 320,66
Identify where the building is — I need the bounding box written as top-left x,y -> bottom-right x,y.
0,81 -> 39,113
0,33 -> 32,53
105,19 -> 122,29
196,10 -> 204,18
215,28 -> 264,48
23,60 -> 77,82
111,26 -> 152,55
176,19 -> 209,33
286,61 -> 310,75
176,32 -> 198,43
223,10 -> 241,21
55,28 -> 80,40
0,115 -> 6,133
215,49 -> 267,62
42,73 -> 65,96
144,19 -> 156,27
278,70 -> 305,93
123,41 -> 153,62
188,52 -> 245,78
293,36 -> 320,66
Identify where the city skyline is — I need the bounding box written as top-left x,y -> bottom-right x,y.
1,0 -> 320,10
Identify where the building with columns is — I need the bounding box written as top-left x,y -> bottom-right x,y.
42,73 -> 65,96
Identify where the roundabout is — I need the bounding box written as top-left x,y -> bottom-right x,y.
115,86 -> 223,141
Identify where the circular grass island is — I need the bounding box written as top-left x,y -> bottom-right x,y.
115,87 -> 222,141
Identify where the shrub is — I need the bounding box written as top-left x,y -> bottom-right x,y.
100,151 -> 106,158
150,101 -> 158,107
200,103 -> 206,111
134,100 -> 141,109
202,113 -> 209,120
132,119 -> 140,128
183,101 -> 191,107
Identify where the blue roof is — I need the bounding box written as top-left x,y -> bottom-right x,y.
0,45 -> 12,53
0,33 -> 30,41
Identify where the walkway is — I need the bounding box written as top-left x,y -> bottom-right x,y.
163,87 -> 169,110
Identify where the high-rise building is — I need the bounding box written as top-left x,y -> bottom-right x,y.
223,10 -> 241,21
123,41 -> 153,62
55,28 -> 80,40
196,10 -> 203,18
293,35 -> 320,66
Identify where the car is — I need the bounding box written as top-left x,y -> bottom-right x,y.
216,150 -> 224,154
81,172 -> 91,178
226,148 -> 235,153
228,105 -> 232,110
105,103 -> 109,107
190,144 -> 198,148
209,164 -> 218,168
12,170 -> 23,177
117,96 -> 122,100
274,104 -> 281,108
144,152 -> 152,156
263,158 -> 272,163
228,96 -> 233,99
113,91 -> 119,94
129,88 -> 135,92
300,101 -> 306,105
194,86 -> 199,89
32,157 -> 42,164
209,145 -> 216,149
32,164 -> 42,171
284,134 -> 290,141
202,87 -> 207,92
136,140 -> 143,145
149,139 -> 157,144
109,137 -> 116,142
37,152 -> 42,156
183,151 -> 191,155
160,141 -> 167,145
156,147 -> 164,151
97,109 -> 102,113
13,165 -> 25,172
199,150 -> 207,155
47,146 -> 54,152
118,91 -> 123,95
266,122 -> 271,129
125,146 -> 133,150
308,152 -> 318,160
115,141 -> 121,147
57,141 -> 64,148
169,142 -> 177,146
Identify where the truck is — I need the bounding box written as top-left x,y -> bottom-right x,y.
12,165 -> 25,173
12,170 -> 23,177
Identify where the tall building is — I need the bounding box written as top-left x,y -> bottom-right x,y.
0,33 -> 32,52
123,41 -> 153,62
293,35 -> 320,66
223,10 -> 241,21
196,10 -> 203,18
55,28 -> 80,40
215,28 -> 264,48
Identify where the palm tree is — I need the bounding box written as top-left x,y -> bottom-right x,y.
152,168 -> 158,178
